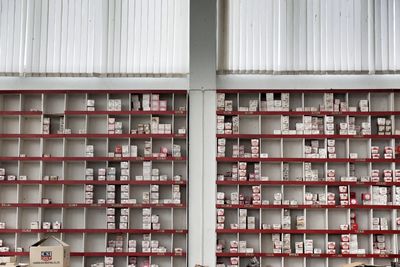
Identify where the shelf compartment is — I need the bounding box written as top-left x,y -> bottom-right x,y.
0,139 -> 19,156
0,116 -> 19,134
0,94 -> 20,111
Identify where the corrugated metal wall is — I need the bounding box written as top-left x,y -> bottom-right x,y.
0,0 -> 189,76
1,0 -> 399,76
218,0 -> 400,74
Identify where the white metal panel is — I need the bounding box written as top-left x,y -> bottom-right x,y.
220,0 -> 400,73
0,0 -> 189,76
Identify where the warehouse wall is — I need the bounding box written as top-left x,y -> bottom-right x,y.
218,0 -> 400,74
0,0 -> 189,75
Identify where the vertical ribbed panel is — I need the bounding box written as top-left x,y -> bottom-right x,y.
219,0 -> 400,73
0,0 -> 189,76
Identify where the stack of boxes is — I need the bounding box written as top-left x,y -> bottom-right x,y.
372,217 -> 389,230
107,235 -> 124,252
128,239 -> 136,252
142,208 -> 160,230
371,169 -> 380,182
347,117 -> 356,135
217,138 -> 226,157
85,184 -> 94,204
106,184 -> 116,204
131,123 -> 150,134
327,139 -> 336,158
144,141 -> 152,157
108,118 -> 123,134
142,95 -> 151,111
377,117 -> 392,135
107,99 -> 122,111
120,185 -> 135,204
371,186 -> 389,205
150,185 -> 159,204
238,209 -> 255,229
172,185 -> 182,204
359,100 -> 369,112
371,146 -> 394,159
282,163 -> 289,181
394,186 -> 400,205
282,209 -> 291,230
273,192 -> 282,205
238,162 -> 247,181
383,169 -> 393,182
373,235 -> 388,254
141,94 -> 167,111
216,115 -> 239,134
304,140 -> 327,158
141,161 -> 152,181
150,117 -> 172,134
216,208 -> 225,229
238,100 -> 258,112
87,99 -> 95,111
295,241 -> 304,254
106,208 -> 116,229
304,162 -> 319,181
86,145 -> 94,157
296,215 -> 305,229
120,162 -> 130,180
172,144 -> 182,157
250,139 -> 259,158
281,115 -> 289,134
339,186 -> 349,205
130,145 -> 138,157
340,234 -> 361,254
304,192 -> 326,205
326,241 -> 336,254
360,121 -> 372,135
325,115 -> 335,135
106,167 -> 117,181
304,239 -> 316,254
216,93 -> 226,111
104,256 -> 114,267
326,169 -> 336,182
42,117 -> 50,134
251,186 -> 261,205
306,116 -> 324,135
323,93 -> 334,111
238,241 -> 254,253
141,234 -> 167,253
264,93 -> 290,111
98,168 -> 106,181
131,94 -> 141,110
119,207 -> 129,229
272,234 -> 282,253
85,168 -> 94,180
395,170 -> 400,182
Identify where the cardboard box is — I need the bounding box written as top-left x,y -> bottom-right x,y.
30,236 -> 70,267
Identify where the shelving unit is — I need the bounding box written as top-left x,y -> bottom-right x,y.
215,90 -> 400,267
0,90 -> 188,267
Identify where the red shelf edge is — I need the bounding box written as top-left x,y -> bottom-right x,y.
0,252 -> 186,257
0,180 -> 186,185
0,203 -> 186,208
0,229 -> 187,234
216,204 -> 400,210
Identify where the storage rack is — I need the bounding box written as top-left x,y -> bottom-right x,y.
0,90 -> 188,267
215,89 -> 400,267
